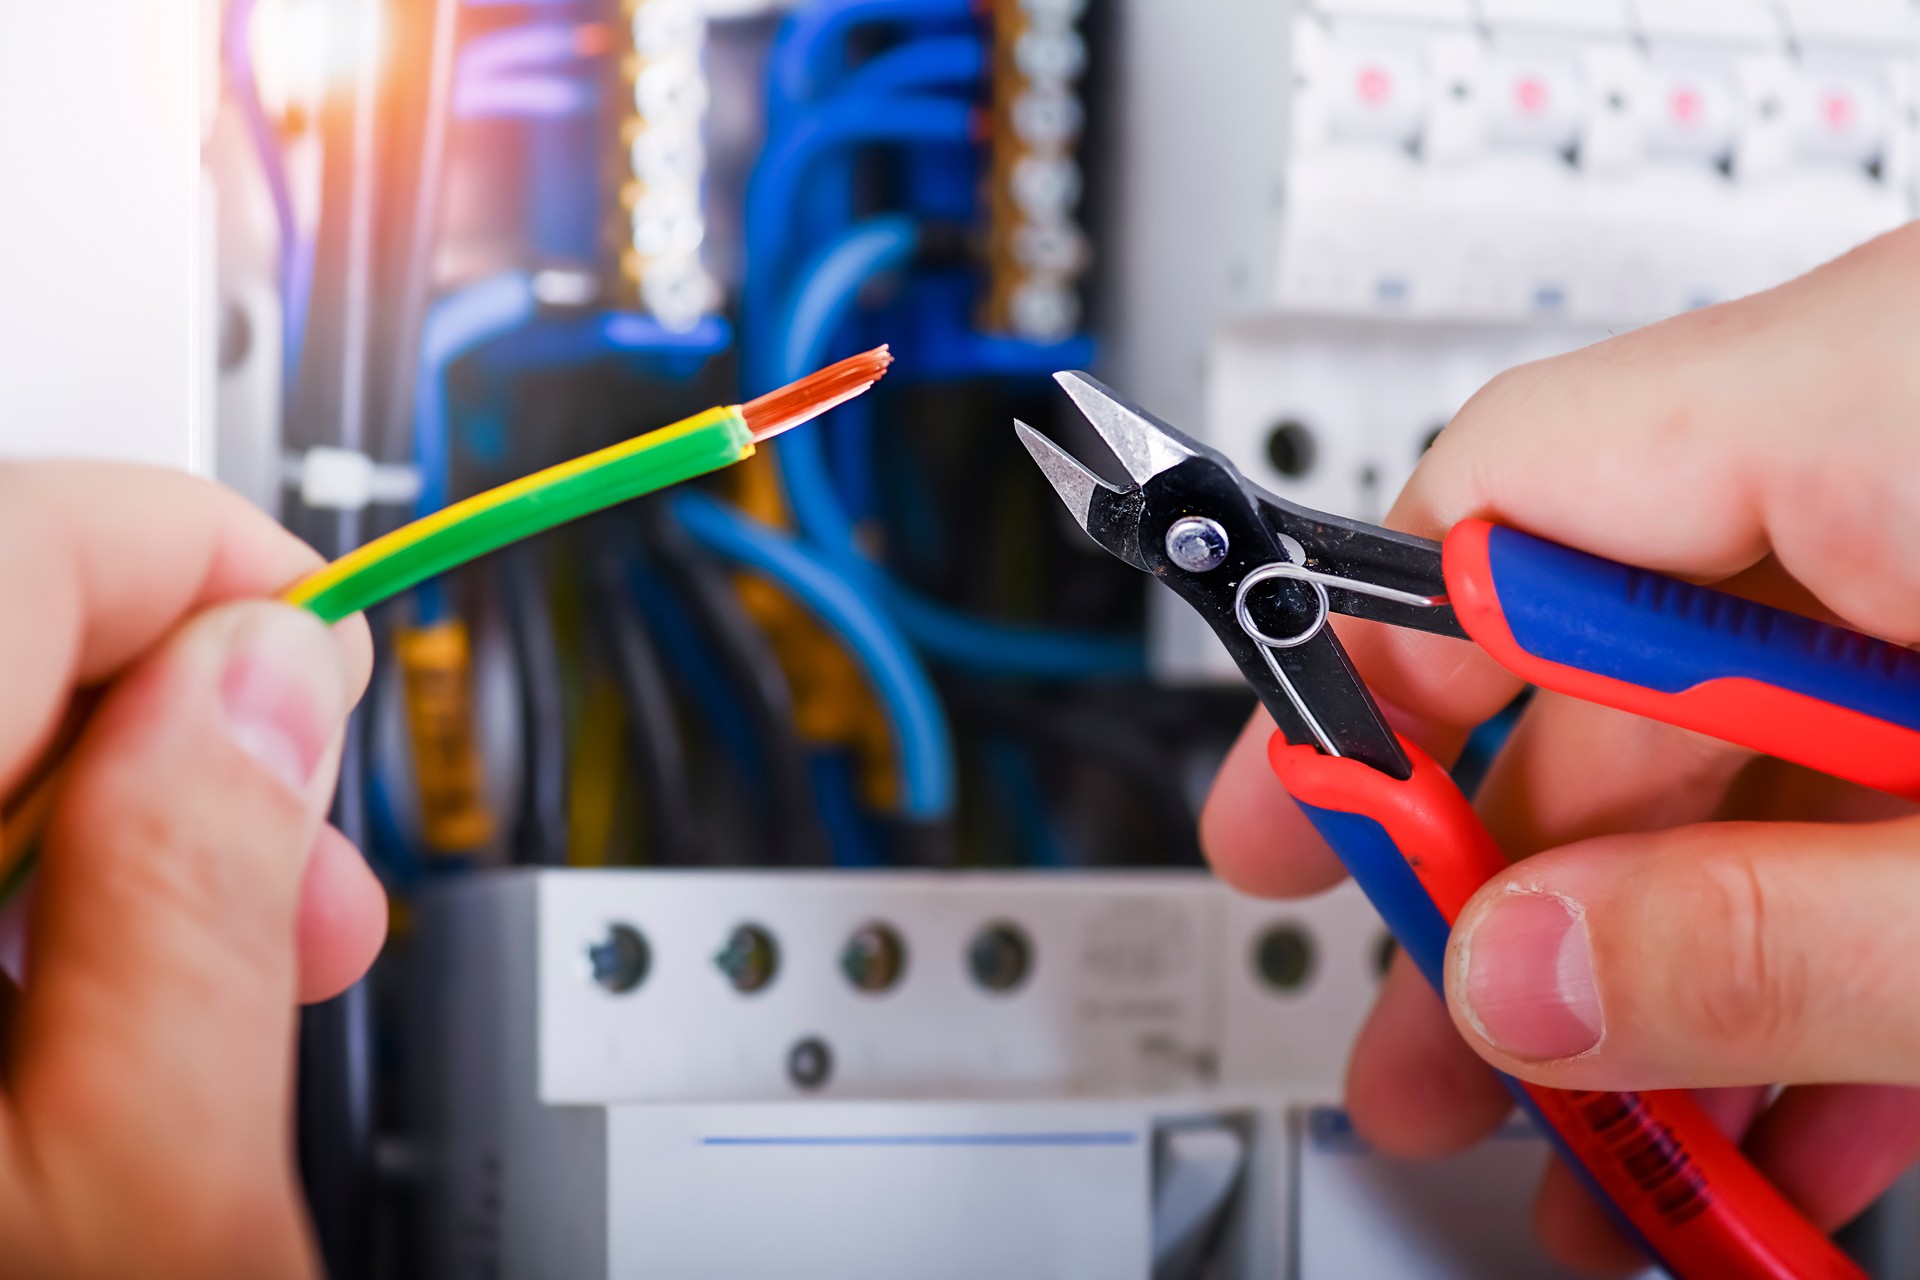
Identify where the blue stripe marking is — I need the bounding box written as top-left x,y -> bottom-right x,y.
1488,524 -> 1920,730
701,1132 -> 1136,1148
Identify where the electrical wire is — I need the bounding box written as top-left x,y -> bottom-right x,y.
768,0 -> 974,114
621,545 -> 764,818
407,277 -> 729,617
458,22 -> 588,83
763,217 -> 1146,676
744,95 -> 973,337
379,0 -> 462,469
834,36 -> 985,101
501,549 -> 569,866
223,0 -> 313,392
668,491 -> 956,822
413,274 -> 542,521
643,509 -> 832,866
590,542 -> 699,865
313,404 -> 751,625
953,686 -> 1207,868
455,77 -> 596,119
0,354 -> 892,884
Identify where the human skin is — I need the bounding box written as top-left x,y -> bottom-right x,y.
1202,221 -> 1920,1273
0,463 -> 385,1278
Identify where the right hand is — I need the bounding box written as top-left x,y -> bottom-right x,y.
1202,222 -> 1920,1272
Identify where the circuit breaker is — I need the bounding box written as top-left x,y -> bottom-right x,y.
414,869 -> 1605,1279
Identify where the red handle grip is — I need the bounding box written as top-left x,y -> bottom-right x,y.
1271,734 -> 1863,1280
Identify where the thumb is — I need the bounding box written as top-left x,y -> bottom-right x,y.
1442,817 -> 1920,1090
16,600 -> 352,1274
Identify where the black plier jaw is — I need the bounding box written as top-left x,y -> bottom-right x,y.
1018,372 -> 1468,781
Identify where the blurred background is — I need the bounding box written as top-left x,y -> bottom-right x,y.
1,0 -> 1918,1275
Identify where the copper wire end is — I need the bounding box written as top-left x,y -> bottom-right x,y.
742,345 -> 894,443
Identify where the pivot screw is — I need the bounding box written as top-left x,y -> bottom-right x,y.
1166,517 -> 1231,573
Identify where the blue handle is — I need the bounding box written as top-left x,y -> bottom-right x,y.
1479,524 -> 1920,731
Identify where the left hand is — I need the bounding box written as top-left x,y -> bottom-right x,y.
0,461 -> 386,1277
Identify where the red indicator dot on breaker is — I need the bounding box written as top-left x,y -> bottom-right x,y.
1670,87 -> 1703,125
1823,92 -> 1855,131
1514,77 -> 1549,116
1356,66 -> 1392,105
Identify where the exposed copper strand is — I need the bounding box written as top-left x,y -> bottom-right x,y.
742,345 -> 893,443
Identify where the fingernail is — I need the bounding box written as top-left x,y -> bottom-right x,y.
1458,891 -> 1603,1061
220,606 -> 348,795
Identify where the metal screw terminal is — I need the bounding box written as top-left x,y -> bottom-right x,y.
841,922 -> 908,993
1253,922 -> 1316,993
715,923 -> 780,994
968,921 -> 1033,993
587,923 -> 651,994
788,1036 -> 834,1090
1165,516 -> 1230,573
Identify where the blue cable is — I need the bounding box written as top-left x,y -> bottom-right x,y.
412,274 -> 539,622
669,492 -> 955,821
625,557 -> 765,791
809,752 -> 887,867
414,274 -> 540,517
223,0 -> 310,395
835,36 -> 985,101
766,218 -> 1147,677
787,35 -> 982,242
768,0 -> 974,115
744,95 -> 973,343
485,312 -> 730,374
412,284 -> 728,520
983,736 -> 1071,867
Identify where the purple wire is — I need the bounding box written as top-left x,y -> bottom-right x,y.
223,0 -> 311,392
454,75 -> 596,119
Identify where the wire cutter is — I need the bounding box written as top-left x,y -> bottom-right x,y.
1019,371 -> 1920,1280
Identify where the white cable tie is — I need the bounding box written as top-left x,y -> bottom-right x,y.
289,448 -> 423,512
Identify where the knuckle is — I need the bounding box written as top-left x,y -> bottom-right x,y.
1664,850 -> 1810,1060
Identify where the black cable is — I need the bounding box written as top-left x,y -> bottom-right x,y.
501,548 -> 569,866
589,539 -> 700,866
300,595 -> 377,1280
951,684 -> 1206,867
642,508 -> 830,866
889,818 -> 957,868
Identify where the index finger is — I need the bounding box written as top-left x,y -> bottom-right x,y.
0,461 -> 374,798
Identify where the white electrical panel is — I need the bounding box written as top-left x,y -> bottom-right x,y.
0,1 -> 213,474
416,870 -> 1601,1279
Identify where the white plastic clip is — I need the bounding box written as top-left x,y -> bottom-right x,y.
285,448 -> 424,512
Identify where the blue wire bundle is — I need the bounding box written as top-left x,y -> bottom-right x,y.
659,2 -> 1150,838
